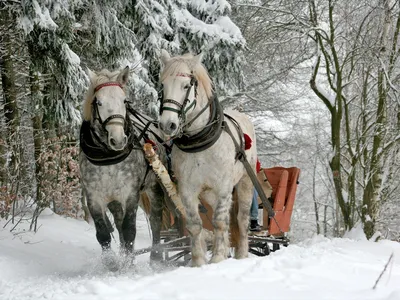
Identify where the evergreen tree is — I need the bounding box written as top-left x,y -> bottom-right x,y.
130,0 -> 246,95
20,0 -> 86,131
0,0 -> 247,220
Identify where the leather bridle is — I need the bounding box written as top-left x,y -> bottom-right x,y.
92,82 -> 127,127
159,72 -> 198,123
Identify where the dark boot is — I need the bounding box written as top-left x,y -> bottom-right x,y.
250,219 -> 262,232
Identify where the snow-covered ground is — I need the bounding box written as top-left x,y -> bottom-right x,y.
0,209 -> 399,300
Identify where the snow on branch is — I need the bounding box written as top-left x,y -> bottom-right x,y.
18,0 -> 58,35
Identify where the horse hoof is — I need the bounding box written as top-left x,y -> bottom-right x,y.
149,259 -> 166,271
150,250 -> 163,262
120,254 -> 137,269
209,254 -> 225,264
102,250 -> 119,272
235,252 -> 248,259
235,248 -> 249,259
191,257 -> 206,267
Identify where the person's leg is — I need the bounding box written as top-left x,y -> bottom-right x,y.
249,189 -> 261,231
250,188 -> 258,221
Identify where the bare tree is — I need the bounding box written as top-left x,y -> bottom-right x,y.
232,0 -> 400,238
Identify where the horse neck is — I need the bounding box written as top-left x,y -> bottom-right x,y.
184,88 -> 210,136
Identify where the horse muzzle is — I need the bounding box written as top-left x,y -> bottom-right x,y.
159,120 -> 178,136
106,122 -> 128,151
108,135 -> 127,151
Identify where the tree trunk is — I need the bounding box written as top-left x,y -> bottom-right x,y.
29,67 -> 44,204
361,0 -> 395,239
312,157 -> 320,234
323,204 -> 328,237
0,9 -> 20,187
0,128 -> 6,185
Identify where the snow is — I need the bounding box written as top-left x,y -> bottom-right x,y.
343,223 -> 368,241
1,209 -> 400,300
190,0 -> 231,15
173,10 -> 245,45
18,1 -> 58,35
215,16 -> 243,39
342,188 -> 349,203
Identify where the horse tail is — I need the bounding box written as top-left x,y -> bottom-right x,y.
139,192 -> 172,230
229,188 -> 240,249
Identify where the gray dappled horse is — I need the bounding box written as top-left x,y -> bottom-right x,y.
79,67 -> 166,270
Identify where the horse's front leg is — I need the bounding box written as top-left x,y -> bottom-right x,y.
121,192 -> 140,255
210,192 -> 232,264
182,192 -> 206,267
87,195 -> 118,271
107,200 -> 124,248
145,183 -> 164,262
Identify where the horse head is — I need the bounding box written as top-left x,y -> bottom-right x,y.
158,50 -> 213,137
83,67 -> 130,151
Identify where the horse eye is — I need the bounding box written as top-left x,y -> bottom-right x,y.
184,84 -> 191,89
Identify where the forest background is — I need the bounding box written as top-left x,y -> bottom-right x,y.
0,0 -> 399,241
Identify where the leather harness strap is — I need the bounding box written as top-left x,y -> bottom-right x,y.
222,120 -> 275,219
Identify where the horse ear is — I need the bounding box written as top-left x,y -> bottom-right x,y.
160,49 -> 171,65
117,66 -> 129,86
192,52 -> 204,65
87,68 -> 96,84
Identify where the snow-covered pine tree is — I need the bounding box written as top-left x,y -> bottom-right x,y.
72,0 -> 157,113
181,0 -> 245,92
129,0 -> 246,98
21,0 -> 246,123
70,0 -> 246,114
2,0 -> 247,220
19,0 -> 87,132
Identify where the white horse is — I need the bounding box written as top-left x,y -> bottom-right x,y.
158,50 -> 257,266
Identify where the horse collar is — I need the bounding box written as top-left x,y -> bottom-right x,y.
173,94 -> 224,153
80,114 -> 139,166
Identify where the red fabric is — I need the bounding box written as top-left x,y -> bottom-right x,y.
256,159 -> 261,173
244,134 -> 252,150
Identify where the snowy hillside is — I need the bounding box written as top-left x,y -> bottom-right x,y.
0,210 -> 399,300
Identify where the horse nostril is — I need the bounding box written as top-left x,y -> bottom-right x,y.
169,122 -> 177,131
110,138 -> 116,146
